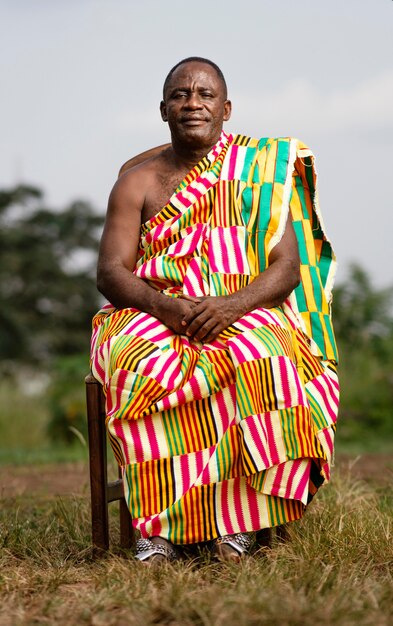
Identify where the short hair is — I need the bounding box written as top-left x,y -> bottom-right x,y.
163,57 -> 228,100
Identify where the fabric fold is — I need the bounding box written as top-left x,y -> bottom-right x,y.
91,131 -> 339,544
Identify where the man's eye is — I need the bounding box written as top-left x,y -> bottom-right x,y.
201,92 -> 213,98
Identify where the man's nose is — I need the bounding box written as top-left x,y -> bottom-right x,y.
185,92 -> 203,108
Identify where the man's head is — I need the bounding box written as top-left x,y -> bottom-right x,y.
160,57 -> 232,152
162,57 -> 228,100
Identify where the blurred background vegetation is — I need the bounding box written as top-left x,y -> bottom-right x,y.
0,184 -> 103,464
0,184 -> 392,465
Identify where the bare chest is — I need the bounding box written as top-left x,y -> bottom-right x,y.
142,168 -> 190,224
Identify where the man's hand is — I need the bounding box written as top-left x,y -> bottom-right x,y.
180,295 -> 242,343
176,214 -> 301,343
159,296 -> 202,336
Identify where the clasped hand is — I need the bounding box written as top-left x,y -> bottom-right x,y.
179,294 -> 240,343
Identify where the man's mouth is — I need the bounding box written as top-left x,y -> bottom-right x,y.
181,117 -> 206,125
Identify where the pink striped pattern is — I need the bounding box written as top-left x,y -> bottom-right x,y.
90,131 -> 339,544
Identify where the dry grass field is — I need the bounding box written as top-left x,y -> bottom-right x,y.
1,456 -> 392,626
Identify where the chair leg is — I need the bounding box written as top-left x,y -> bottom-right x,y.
256,527 -> 272,548
118,465 -> 135,550
256,525 -> 290,549
86,375 -> 109,555
276,524 -> 290,542
119,498 -> 134,550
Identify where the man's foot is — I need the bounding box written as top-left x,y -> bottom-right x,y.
213,533 -> 253,563
135,536 -> 180,564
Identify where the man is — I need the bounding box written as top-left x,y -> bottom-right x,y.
91,57 -> 339,563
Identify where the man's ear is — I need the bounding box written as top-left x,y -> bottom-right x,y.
223,100 -> 232,122
160,101 -> 167,122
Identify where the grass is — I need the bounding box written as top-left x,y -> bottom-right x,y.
1,469 -> 392,626
1,375 -> 393,624
0,378 -> 87,465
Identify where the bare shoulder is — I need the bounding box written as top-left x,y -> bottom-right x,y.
109,149 -> 176,227
113,150 -> 172,199
118,143 -> 171,177
108,155 -> 156,211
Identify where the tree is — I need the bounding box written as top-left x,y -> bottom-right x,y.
0,185 -> 104,366
332,264 -> 393,445
333,264 -> 393,358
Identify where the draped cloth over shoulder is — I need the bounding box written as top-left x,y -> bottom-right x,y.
90,132 -> 339,544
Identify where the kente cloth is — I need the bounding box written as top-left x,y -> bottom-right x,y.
90,131 -> 339,544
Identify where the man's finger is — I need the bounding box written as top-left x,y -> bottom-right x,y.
179,294 -> 202,303
181,301 -> 209,325
186,311 -> 213,336
194,319 -> 218,341
201,323 -> 221,343
181,307 -> 201,326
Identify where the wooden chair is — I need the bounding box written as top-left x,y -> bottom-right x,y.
85,373 -> 134,555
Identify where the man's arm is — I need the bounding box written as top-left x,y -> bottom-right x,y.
181,215 -> 300,342
97,167 -> 198,334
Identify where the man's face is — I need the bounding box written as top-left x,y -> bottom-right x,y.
160,62 -> 232,150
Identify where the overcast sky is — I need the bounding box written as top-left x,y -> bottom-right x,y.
1,0 -> 392,286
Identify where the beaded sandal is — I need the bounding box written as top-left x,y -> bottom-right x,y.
213,533 -> 253,562
135,537 -> 180,563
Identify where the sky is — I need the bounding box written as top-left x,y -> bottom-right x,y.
1,0 -> 392,286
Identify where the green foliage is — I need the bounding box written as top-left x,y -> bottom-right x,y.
0,184 -> 105,446
0,184 -> 104,365
333,264 -> 393,445
0,376 -> 49,456
0,376 -> 87,464
46,354 -> 89,444
333,263 -> 393,357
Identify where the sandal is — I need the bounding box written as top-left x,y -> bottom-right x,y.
213,533 -> 254,562
135,537 -> 180,564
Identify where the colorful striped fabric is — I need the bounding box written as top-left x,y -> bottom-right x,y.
90,131 -> 339,544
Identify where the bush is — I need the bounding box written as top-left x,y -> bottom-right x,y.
46,354 -> 90,444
